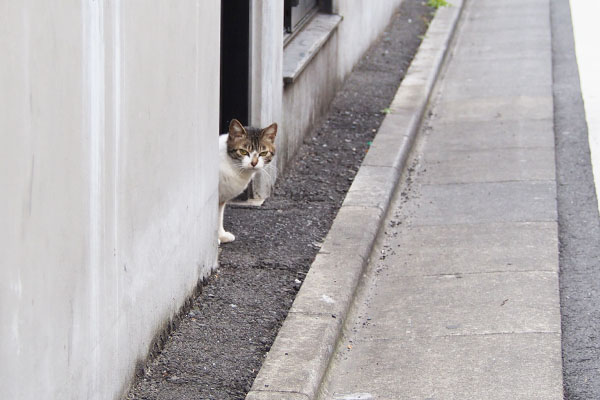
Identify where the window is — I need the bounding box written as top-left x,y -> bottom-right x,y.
284,0 -> 318,34
282,0 -> 339,83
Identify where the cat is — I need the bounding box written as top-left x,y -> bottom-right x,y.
218,119 -> 278,244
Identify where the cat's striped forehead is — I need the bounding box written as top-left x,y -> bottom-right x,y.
227,126 -> 275,152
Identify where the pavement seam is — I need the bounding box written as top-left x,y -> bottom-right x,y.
432,331 -> 562,338
397,220 -> 558,228
425,145 -> 557,152
245,2 -> 466,399
391,269 -> 560,278
419,179 -> 558,186
352,331 -> 563,343
408,220 -> 559,228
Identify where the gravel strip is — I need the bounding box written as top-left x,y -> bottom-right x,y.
126,2 -> 433,399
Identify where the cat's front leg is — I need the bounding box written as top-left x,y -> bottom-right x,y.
218,202 -> 235,244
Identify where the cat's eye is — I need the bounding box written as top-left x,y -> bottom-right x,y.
238,149 -> 249,156
259,151 -> 269,157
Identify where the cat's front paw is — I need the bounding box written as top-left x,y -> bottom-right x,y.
219,231 -> 235,244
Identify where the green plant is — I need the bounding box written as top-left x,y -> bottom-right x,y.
427,0 -> 450,8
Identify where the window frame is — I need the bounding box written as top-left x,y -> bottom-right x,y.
284,0 -> 333,46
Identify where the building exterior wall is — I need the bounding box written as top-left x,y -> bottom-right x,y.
281,31 -> 339,170
0,1 -> 220,399
279,0 -> 405,184
250,0 -> 284,198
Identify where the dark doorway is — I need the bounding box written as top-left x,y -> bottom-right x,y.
220,1 -> 250,133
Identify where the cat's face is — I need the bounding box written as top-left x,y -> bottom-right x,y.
226,119 -> 277,171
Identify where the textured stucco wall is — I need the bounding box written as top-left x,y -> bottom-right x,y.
280,0 -> 404,175
0,1 -> 220,399
281,30 -> 339,170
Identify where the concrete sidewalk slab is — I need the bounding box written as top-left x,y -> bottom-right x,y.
361,271 -> 561,338
440,58 -> 552,98
421,146 -> 556,184
436,95 -> 554,121
452,17 -> 551,60
423,119 -> 555,151
325,334 -> 563,400
407,181 -> 557,226
385,222 -> 559,276
464,13 -> 550,33
454,37 -> 551,61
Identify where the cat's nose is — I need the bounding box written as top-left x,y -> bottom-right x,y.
251,158 -> 258,167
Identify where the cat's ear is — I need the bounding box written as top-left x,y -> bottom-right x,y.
229,119 -> 246,139
261,123 -> 278,143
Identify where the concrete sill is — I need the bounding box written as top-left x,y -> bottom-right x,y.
283,13 -> 342,85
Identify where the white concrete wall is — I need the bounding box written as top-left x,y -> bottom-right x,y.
0,1 -> 220,399
250,0 -> 284,198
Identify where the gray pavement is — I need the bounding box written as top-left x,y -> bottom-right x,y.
248,0 -> 568,399
319,0 -> 563,398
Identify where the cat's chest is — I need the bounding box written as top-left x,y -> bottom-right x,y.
219,158 -> 255,203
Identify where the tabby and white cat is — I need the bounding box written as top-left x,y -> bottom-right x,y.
218,119 -> 277,243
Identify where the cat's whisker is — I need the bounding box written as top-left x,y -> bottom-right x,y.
260,167 -> 275,184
